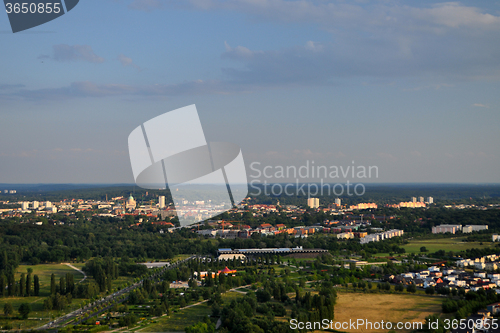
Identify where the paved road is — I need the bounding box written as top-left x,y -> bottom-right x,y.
38,257 -> 195,331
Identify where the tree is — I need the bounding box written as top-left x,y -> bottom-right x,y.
26,269 -> 32,296
420,247 -> 428,253
34,275 -> 40,296
18,303 -> 31,319
406,284 -> 417,293
19,273 -> 25,296
7,270 -> 14,296
256,289 -> 271,303
3,303 -> 13,316
51,273 -> 56,295
0,273 -> 6,297
60,276 -> 66,295
1,251 -> 8,271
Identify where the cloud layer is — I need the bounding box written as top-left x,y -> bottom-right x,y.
6,1 -> 500,100
40,44 -> 105,63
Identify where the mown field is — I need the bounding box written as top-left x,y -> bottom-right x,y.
141,291 -> 244,332
13,263 -> 86,296
0,264 -> 87,330
329,292 -> 442,333
402,237 -> 492,253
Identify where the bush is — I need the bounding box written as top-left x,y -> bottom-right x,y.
18,303 -> 31,320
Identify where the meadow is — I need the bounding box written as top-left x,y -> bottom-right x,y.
330,292 -> 442,333
402,237 -> 492,254
141,291 -> 244,332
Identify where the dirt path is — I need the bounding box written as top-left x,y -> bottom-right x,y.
63,263 -> 87,283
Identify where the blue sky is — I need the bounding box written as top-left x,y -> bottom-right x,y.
1,0 -> 499,184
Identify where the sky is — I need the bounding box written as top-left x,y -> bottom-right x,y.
0,0 -> 499,184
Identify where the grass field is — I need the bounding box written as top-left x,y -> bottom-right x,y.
329,292 -> 442,333
0,263 -> 88,330
140,303 -> 212,332
402,237 -> 492,254
13,263 -> 85,297
141,291 -> 245,332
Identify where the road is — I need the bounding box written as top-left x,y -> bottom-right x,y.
38,256 -> 195,331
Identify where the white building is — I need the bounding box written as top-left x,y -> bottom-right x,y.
432,224 -> 461,234
419,196 -> 424,203
462,225 -> 488,233
159,196 -> 166,209
335,198 -> 341,206
412,197 -> 417,203
307,198 -> 319,209
21,202 -> 29,210
427,197 -> 433,204
337,232 -> 354,240
32,201 -> 39,209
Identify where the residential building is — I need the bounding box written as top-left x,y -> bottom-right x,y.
307,198 -> 319,208
432,224 -> 462,234
462,225 -> 488,233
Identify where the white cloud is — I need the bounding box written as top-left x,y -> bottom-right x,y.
413,2 -> 500,29
128,2 -> 500,84
118,54 -> 141,70
11,80 -> 240,100
129,1 -> 500,32
473,103 -> 489,108
50,44 -> 105,63
223,41 -> 263,60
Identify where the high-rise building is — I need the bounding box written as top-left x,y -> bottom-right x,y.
427,197 -> 434,204
411,197 -> 417,203
21,202 -> 29,210
335,198 -> 341,206
45,201 -> 52,208
159,196 -> 166,209
307,198 -> 319,208
32,201 -> 39,209
418,196 -> 424,203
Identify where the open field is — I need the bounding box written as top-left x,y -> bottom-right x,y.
140,291 -> 245,332
140,303 -> 211,332
0,264 -> 89,330
329,292 -> 442,333
13,263 -> 85,296
402,237 -> 492,253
